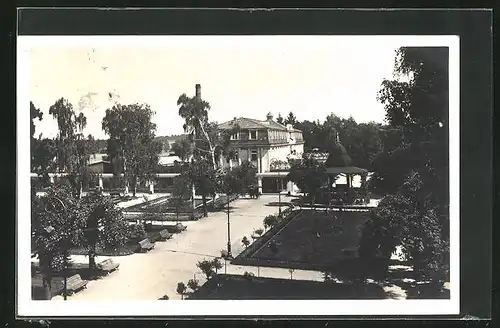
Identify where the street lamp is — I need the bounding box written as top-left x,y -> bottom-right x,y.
226,196 -> 232,258
277,178 -> 282,216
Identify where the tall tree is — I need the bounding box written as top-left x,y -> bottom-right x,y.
102,103 -> 162,196
237,160 -> 258,194
177,92 -> 239,170
48,98 -> 90,197
284,111 -> 298,127
79,190 -> 129,270
171,174 -> 193,223
181,159 -> 217,217
30,101 -> 43,140
171,138 -> 193,162
276,113 -> 284,125
177,92 -> 217,168
360,47 -> 450,285
31,101 -> 57,186
31,185 -> 86,299
373,47 -> 449,211
286,154 -> 327,208
49,98 -> 76,174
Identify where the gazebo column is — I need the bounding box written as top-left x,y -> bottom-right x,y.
257,176 -> 263,194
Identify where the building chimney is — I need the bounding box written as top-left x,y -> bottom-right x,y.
195,84 -> 201,100
266,112 -> 273,121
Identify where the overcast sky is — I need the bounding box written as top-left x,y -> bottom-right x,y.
27,36 -> 403,139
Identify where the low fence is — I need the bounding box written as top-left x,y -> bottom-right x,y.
232,208 -> 300,264
122,194 -> 239,222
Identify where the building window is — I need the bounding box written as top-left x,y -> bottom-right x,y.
249,130 -> 257,140
230,132 -> 239,140
251,150 -> 258,161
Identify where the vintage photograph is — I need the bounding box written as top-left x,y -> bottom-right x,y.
18,35 -> 459,316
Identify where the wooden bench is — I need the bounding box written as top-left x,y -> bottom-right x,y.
158,229 -> 172,241
65,274 -> 88,295
96,259 -> 120,274
138,238 -> 155,252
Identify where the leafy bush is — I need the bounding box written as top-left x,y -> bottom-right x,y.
176,282 -> 187,300
197,259 -> 218,280
128,224 -> 146,240
187,278 -> 200,292
241,236 -> 250,249
263,215 -> 279,230
159,294 -> 169,300
243,271 -> 255,279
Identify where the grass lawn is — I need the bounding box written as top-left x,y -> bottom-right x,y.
235,209 -> 370,270
188,274 -> 386,300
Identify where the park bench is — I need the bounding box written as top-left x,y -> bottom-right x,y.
138,238 -> 155,252
65,274 -> 88,295
158,229 -> 172,241
96,259 -> 120,274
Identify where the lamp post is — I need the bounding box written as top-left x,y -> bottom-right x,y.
277,178 -> 282,216
226,195 -> 232,258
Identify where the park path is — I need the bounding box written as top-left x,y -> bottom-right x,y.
67,195 -> 285,300
60,194 -> 408,300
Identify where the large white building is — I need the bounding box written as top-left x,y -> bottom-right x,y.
218,112 -> 304,194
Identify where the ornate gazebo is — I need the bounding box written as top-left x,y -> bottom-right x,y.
324,134 -> 368,195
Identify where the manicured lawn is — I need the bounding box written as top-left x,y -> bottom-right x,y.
236,209 -> 370,269
188,274 -> 386,300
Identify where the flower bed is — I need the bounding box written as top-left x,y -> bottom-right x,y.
232,209 -> 371,271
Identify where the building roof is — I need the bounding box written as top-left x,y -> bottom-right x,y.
88,160 -> 110,166
88,153 -> 108,165
218,117 -> 301,132
325,142 -> 353,167
158,155 -> 182,166
326,166 -> 368,174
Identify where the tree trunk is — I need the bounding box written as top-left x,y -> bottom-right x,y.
132,176 -> 137,197
43,276 -> 52,300
202,193 -> 207,217
88,246 -> 96,272
191,183 -> 196,210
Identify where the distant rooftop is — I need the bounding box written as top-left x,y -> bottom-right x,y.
218,113 -> 302,133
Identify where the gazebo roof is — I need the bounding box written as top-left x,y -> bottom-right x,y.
325,142 -> 352,167
326,166 -> 368,175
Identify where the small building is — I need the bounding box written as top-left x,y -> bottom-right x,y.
158,153 -> 182,167
87,160 -> 113,174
